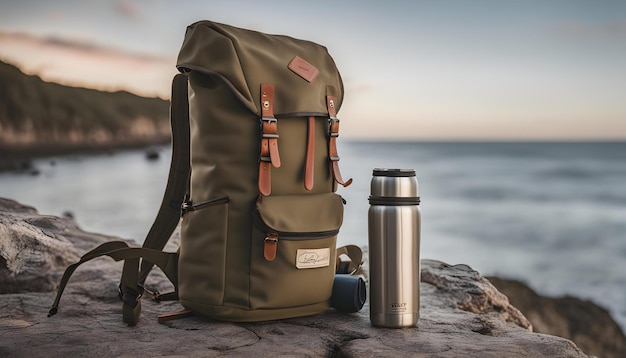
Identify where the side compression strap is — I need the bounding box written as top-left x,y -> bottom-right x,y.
335,245 -> 363,275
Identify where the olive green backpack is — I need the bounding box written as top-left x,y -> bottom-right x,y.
49,20 -> 363,325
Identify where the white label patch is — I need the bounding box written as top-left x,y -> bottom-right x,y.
296,248 -> 331,269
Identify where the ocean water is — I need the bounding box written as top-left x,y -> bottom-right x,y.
1,141 -> 625,331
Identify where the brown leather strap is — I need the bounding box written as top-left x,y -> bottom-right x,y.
327,95 -> 353,188
258,161 -> 272,196
262,84 -> 281,168
258,83 -> 281,196
157,309 -> 193,324
263,234 -> 278,261
304,116 -> 316,191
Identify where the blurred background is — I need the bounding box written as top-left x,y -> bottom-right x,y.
0,0 -> 625,338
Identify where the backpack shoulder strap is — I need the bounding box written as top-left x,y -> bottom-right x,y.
119,73 -> 190,325
137,73 -> 191,285
48,240 -> 178,326
49,75 -> 191,326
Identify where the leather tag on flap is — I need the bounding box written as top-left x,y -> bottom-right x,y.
296,248 -> 330,269
288,56 -> 319,83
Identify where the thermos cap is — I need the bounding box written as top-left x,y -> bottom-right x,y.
372,168 -> 416,177
370,168 -> 419,199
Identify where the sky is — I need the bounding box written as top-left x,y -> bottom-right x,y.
0,0 -> 625,140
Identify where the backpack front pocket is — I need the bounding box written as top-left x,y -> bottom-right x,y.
249,193 -> 344,309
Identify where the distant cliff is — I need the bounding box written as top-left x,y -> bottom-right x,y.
0,60 -> 170,161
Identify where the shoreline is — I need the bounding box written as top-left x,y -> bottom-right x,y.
0,135 -> 170,172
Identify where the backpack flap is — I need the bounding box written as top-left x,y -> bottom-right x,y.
255,193 -> 344,233
176,20 -> 344,117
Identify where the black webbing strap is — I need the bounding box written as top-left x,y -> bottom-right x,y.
335,245 -> 363,275
48,241 -> 179,326
136,73 -> 191,286
113,73 -> 190,325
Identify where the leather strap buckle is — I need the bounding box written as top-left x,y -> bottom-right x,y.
258,83 -> 281,196
326,95 -> 352,188
329,117 -> 340,138
264,234 -> 279,261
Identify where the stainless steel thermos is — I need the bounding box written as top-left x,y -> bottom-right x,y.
368,168 -> 421,328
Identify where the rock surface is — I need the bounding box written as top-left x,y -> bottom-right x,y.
0,198 -> 591,357
0,199 -> 99,293
488,276 -> 626,358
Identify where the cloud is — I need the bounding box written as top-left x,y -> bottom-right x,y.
115,0 -> 141,19
0,31 -> 176,98
43,36 -> 102,52
553,20 -> 626,38
47,11 -> 67,22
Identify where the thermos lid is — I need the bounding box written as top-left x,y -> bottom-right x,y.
370,168 -> 420,204
372,168 -> 416,177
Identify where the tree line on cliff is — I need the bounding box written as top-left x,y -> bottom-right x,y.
0,59 -> 170,154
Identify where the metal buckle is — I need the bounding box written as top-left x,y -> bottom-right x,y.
121,287 -> 143,308
180,200 -> 193,215
329,116 -> 340,137
260,117 -> 278,135
140,286 -> 162,303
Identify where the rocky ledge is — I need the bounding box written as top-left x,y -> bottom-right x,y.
0,197 -> 612,357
